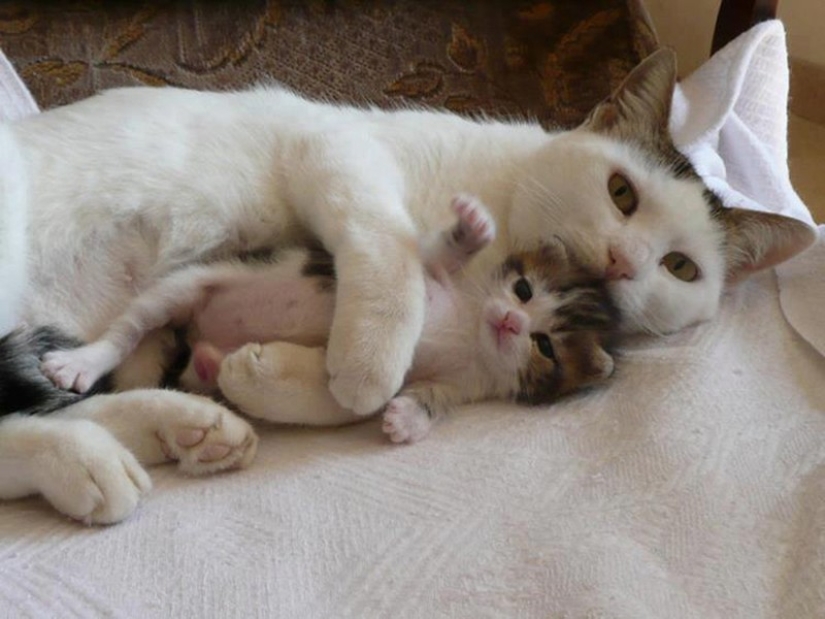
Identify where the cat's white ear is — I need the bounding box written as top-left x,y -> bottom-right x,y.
719,208 -> 817,284
582,48 -> 677,138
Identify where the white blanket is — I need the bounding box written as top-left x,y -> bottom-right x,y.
1,23 -> 824,619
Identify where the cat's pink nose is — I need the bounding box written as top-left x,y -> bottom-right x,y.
606,247 -> 636,280
496,312 -> 522,335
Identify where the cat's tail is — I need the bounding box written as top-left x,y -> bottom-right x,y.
0,326 -> 113,417
0,124 -> 29,337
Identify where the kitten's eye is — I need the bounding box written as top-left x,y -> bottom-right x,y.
531,333 -> 555,360
662,252 -> 699,282
513,277 -> 533,302
608,173 -> 638,216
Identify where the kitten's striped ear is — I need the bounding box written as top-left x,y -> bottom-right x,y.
717,207 -> 816,284
582,48 -> 677,142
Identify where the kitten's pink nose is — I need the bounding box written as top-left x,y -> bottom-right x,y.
496,311 -> 522,335
606,247 -> 636,280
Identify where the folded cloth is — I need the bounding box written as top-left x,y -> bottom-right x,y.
669,20 -> 823,357
778,226 -> 825,356
0,50 -> 37,121
670,20 -> 813,226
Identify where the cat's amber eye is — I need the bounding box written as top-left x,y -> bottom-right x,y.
608,173 -> 638,215
662,252 -> 699,282
531,333 -> 555,360
513,277 -> 533,302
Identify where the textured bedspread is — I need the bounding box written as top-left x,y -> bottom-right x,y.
1,11 -> 824,615
1,240 -> 824,618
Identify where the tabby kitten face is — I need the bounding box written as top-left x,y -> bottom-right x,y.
475,243 -> 619,405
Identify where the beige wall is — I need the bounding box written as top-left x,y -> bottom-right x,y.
645,0 -> 825,74
778,2 -> 825,66
644,0 -> 720,76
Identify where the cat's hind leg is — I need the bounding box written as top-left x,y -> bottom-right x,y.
218,341 -> 362,426
40,263 -> 237,393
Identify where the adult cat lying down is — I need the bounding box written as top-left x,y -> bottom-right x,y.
0,49 -> 814,523
39,195 -> 619,443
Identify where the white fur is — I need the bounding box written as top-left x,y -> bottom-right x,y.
0,390 -> 257,525
0,125 -> 27,336
1,56 -> 803,521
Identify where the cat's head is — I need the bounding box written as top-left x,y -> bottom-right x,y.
508,49 -> 815,335
475,243 -> 619,405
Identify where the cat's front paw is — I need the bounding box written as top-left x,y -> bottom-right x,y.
41,341 -> 117,393
31,419 -> 152,525
327,335 -> 415,416
450,193 -> 496,256
153,396 -> 258,475
382,396 -> 433,444
325,239 -> 426,415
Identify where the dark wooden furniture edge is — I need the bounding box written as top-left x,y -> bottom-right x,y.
712,0 -> 779,53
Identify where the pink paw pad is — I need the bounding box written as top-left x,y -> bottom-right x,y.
450,194 -> 496,252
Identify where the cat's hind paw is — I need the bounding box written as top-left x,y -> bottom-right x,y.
450,193 -> 496,256
41,341 -> 118,393
382,396 -> 433,444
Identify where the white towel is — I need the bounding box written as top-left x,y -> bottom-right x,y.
0,50 -> 37,121
669,19 -> 823,358
670,20 -> 813,226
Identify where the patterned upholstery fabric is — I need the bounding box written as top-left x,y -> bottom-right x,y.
0,0 -> 658,127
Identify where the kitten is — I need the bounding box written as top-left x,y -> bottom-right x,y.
211,234 -> 618,444
38,196 -> 618,442
198,197 -> 620,443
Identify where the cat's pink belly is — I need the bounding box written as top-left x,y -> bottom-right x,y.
194,277 -> 335,351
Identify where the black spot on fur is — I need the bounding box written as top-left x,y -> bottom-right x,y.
301,247 -> 336,279
0,326 -> 113,417
301,247 -> 337,292
160,327 -> 193,388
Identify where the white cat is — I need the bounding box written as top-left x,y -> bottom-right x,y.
0,49 -> 814,523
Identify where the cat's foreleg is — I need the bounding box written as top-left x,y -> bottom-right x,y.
420,194 -> 496,278
286,139 -> 424,416
381,381 -> 464,444
0,414 -> 152,524
58,389 -> 259,476
217,341 -> 362,426
41,264 -> 235,393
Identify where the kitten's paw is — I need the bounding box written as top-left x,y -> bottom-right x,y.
41,342 -> 117,393
381,396 -> 433,444
32,420 -> 152,525
450,193 -> 496,255
153,396 -> 258,475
